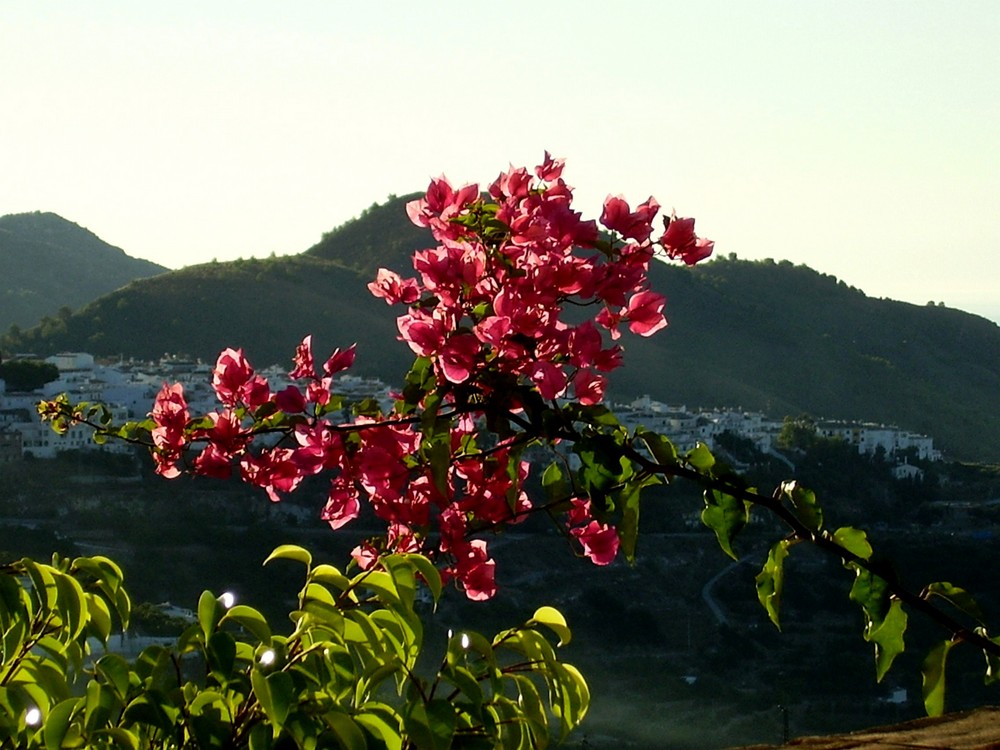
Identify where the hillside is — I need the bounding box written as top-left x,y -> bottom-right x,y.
0,212 -> 167,332
2,197 -> 999,462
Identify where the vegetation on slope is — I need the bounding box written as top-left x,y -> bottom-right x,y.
2,198 -> 998,461
0,212 -> 166,331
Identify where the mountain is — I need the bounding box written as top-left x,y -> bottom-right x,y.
2,197 -> 999,462
0,212 -> 167,333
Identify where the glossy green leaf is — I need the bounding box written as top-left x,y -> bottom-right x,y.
574,436 -> 630,499
207,631 -> 237,679
308,564 -> 351,591
43,698 -> 79,750
404,699 -> 456,750
921,640 -> 955,717
832,526 -> 873,561
635,428 -> 678,469
685,442 -> 716,473
527,606 -> 571,647
255,670 -> 295,731
867,599 -> 907,681
755,539 -> 791,629
780,480 -> 822,532
553,662 -> 590,738
263,545 -> 312,568
84,680 -> 116,733
399,554 -> 442,604
925,582 -> 986,625
701,489 -> 750,560
93,726 -> 140,750
324,711 -> 368,750
221,604 -> 272,644
355,703 -> 403,750
849,566 -> 891,627
85,594 -> 113,644
353,570 -> 401,606
95,654 -> 131,701
541,461 -> 570,504
197,590 -> 222,641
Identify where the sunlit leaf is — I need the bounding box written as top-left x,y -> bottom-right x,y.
832,527 -> 873,561
685,442 -> 715,473
867,599 -> 907,682
921,640 -> 955,717
541,461 -> 570,504
701,489 -> 750,560
849,565 -> 891,628
528,606 -> 571,647
755,539 -> 791,629
403,699 -> 456,750
925,582 -> 986,625
221,604 -> 272,644
780,480 -> 822,532
635,428 -> 678,469
43,698 -> 80,750
263,545 -> 312,568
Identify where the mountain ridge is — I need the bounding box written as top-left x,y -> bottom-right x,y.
2,198 -> 998,462
0,211 -> 167,332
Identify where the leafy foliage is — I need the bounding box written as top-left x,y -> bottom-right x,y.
0,358 -> 59,391
0,546 -> 587,749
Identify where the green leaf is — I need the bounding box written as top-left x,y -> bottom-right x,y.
701,489 -> 750,560
780,480 -> 823,532
355,703 -> 403,750
95,654 -> 132,701
527,606 -> 571,647
221,605 -> 272,644
263,545 -> 312,568
253,670 -> 294,731
541,461 -> 570,504
121,694 -> 176,732
574,435 -> 630,499
207,631 -> 237,679
685,442 -> 716,473
403,699 -> 456,750
867,599 -> 907,681
399,554 -> 442,604
921,640 -> 955,717
832,526 -> 873,561
849,566 -> 891,627
755,539 -> 791,629
616,474 -> 660,563
309,564 -> 351,591
197,590 -> 222,641
43,698 -> 79,750
93,727 -> 140,750
925,582 -> 986,625
353,570 -> 401,607
635,428 -> 678,469
324,711 -> 368,750
552,662 -> 590,738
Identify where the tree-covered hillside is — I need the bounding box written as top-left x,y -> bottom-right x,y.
3,197 -> 998,461
0,212 -> 166,332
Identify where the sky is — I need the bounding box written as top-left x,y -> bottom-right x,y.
3,1 -> 998,323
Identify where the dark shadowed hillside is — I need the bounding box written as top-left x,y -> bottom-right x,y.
0,212 -> 167,332
3,197 -> 998,461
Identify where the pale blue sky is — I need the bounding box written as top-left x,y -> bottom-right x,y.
3,1 -> 998,322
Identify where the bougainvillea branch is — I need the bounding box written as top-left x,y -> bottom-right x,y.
41,154 -> 999,715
